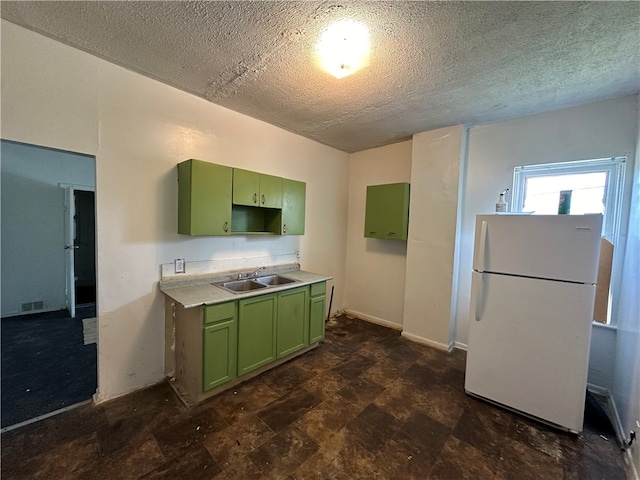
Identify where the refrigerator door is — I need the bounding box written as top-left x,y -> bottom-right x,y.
473,214 -> 602,283
465,271 -> 595,432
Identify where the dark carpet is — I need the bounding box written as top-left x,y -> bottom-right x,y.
1,305 -> 97,428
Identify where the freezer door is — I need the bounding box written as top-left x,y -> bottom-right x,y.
473,214 -> 602,283
465,271 -> 595,432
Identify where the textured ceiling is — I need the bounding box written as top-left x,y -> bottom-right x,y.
2,1 -> 639,153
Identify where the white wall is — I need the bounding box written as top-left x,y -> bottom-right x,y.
612,132 -> 640,473
1,141 -> 95,317
344,141 -> 412,328
455,95 -> 639,392
1,21 -> 350,402
402,126 -> 465,350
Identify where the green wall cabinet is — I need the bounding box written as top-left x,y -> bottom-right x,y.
237,294 -> 277,375
309,282 -> 326,344
276,287 -> 309,358
364,182 -> 410,240
281,179 -> 306,235
203,302 -> 237,391
178,159 -> 232,235
233,169 -> 283,209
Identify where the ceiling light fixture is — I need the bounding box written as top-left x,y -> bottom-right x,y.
317,20 -> 370,79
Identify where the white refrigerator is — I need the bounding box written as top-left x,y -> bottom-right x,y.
465,213 -> 603,433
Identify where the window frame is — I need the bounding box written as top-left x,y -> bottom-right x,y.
512,156 -> 627,242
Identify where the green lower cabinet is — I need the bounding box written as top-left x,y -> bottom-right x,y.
276,287 -> 309,358
203,319 -> 237,391
309,282 -> 327,344
203,302 -> 237,391
237,294 -> 277,376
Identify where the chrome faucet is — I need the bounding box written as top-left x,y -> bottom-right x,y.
238,266 -> 266,280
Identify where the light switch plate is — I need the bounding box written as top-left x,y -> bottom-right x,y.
174,258 -> 185,274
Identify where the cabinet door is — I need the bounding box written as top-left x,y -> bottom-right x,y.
238,294 -> 277,375
178,160 -> 232,235
364,183 -> 410,240
277,287 -> 309,358
203,318 -> 237,391
281,179 -> 306,235
309,293 -> 326,344
233,168 -> 260,207
260,174 -> 283,208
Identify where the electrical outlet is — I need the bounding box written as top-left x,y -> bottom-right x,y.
174,258 -> 185,274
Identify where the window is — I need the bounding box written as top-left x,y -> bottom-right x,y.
512,157 -> 626,241
512,156 -> 626,325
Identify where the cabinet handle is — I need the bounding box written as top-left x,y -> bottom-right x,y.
283,224 -> 287,233
223,221 -> 229,232
369,231 -> 376,235
261,194 -> 265,205
388,232 -> 396,236
253,193 -> 257,204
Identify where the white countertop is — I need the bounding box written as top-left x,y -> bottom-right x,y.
160,265 -> 332,308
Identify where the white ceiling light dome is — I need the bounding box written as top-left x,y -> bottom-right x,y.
317,19 -> 370,79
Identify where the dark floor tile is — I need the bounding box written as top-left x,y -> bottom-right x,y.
293,348 -> 343,374
343,404 -> 400,454
506,416 -> 562,462
496,439 -> 563,480
439,366 -> 465,389
103,383 -> 184,425
452,400 -> 512,461
97,410 -> 175,457
20,432 -> 100,480
401,362 -> 447,390
372,438 -> 436,480
563,455 -> 628,480
205,379 -> 281,425
0,431 -> 24,479
337,377 -> 385,406
21,404 -> 109,459
96,434 -> 165,480
393,411 -> 451,463
258,387 -> 321,432
248,425 -> 319,478
152,416 -> 207,461
203,414 -> 275,467
293,396 -> 363,444
331,353 -> 375,380
142,443 -> 219,479
211,454 -> 263,480
300,370 -> 351,400
359,354 -> 413,387
261,364 -> 315,395
428,436 -> 495,480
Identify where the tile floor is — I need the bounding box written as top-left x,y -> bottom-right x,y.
0,314 -> 629,479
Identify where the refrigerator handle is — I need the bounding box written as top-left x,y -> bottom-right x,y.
477,220 -> 488,272
473,273 -> 484,321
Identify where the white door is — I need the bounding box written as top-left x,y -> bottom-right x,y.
465,271 -> 596,432
64,186 -> 76,318
473,214 -> 602,283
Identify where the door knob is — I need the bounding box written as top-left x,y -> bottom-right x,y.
65,245 -> 80,250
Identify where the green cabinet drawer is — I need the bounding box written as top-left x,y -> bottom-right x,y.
204,302 -> 237,325
310,282 -> 326,297
276,287 -> 309,358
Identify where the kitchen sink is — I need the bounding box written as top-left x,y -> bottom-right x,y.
214,279 -> 268,293
255,275 -> 297,286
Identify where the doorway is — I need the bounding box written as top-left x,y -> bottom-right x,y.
0,140 -> 98,430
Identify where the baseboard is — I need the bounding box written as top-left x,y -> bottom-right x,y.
454,341 -> 468,351
400,331 -> 453,352
343,309 -> 403,331
586,384 -> 639,480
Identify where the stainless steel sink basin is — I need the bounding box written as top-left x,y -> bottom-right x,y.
214,279 -> 268,293
255,275 -> 297,286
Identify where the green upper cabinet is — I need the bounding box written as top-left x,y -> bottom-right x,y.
233,169 -> 283,209
266,178 -> 306,235
364,182 -> 410,240
178,159 -> 232,235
